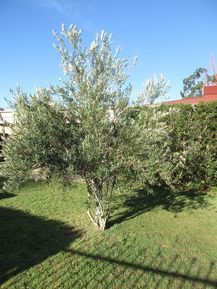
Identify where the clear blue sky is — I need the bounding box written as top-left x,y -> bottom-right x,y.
0,0 -> 217,107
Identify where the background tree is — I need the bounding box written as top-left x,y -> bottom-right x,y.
180,68 -> 207,98
3,87 -> 71,192
3,25 -> 134,231
137,74 -> 171,105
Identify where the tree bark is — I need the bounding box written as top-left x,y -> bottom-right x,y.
87,201 -> 108,231
86,180 -> 109,230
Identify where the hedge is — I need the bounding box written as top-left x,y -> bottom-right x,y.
130,101 -> 217,189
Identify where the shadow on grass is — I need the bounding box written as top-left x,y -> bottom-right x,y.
0,206 -> 82,285
109,185 -> 212,227
63,248 -> 217,288
5,234 -> 217,288
0,176 -> 15,200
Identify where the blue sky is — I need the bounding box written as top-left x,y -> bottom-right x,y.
0,0 -> 217,107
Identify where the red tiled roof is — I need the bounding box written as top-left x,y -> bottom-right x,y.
163,85 -> 217,105
163,94 -> 217,105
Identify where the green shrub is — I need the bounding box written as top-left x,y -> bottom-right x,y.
131,102 -> 217,189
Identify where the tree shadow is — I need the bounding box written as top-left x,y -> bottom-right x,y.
2,210 -> 217,288
0,192 -> 15,200
0,176 -> 15,200
109,185 -> 212,227
0,206 -> 82,285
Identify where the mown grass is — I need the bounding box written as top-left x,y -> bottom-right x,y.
0,180 -> 217,288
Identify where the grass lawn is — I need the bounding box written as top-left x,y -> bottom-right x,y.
0,179 -> 217,288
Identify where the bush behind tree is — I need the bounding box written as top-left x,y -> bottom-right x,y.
131,102 -> 217,190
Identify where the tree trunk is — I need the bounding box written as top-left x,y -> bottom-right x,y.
95,203 -> 107,230
87,202 -> 108,231
86,179 -> 112,231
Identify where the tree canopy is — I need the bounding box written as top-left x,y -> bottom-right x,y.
3,25 -> 135,231
180,68 -> 207,98
138,74 -> 171,105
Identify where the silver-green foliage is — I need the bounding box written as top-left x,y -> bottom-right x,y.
129,106 -> 176,190
3,87 -> 74,192
3,25 -> 134,230
138,74 -> 171,105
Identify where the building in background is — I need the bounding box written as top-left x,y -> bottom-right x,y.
163,85 -> 217,105
0,110 -> 14,136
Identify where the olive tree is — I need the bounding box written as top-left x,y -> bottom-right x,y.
3,87 -> 74,192
3,25 -> 134,231
137,74 -> 171,105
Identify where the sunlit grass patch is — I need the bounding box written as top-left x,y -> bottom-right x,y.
1,181 -> 217,288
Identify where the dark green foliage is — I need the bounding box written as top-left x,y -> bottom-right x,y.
169,102 -> 217,187
180,68 -> 207,98
132,102 -> 217,189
